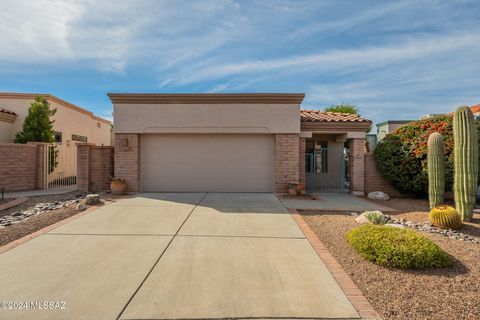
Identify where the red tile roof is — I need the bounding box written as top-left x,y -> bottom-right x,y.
301,109 -> 369,122
0,108 -> 16,116
471,104 -> 480,114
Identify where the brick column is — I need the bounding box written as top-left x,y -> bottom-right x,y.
299,137 -> 306,184
349,138 -> 365,195
114,133 -> 141,192
275,134 -> 299,194
77,144 -> 91,192
28,143 -> 47,190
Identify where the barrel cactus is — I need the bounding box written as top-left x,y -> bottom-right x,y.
429,205 -> 462,230
453,106 -> 479,221
427,133 -> 445,208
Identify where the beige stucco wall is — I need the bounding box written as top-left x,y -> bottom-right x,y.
0,97 -> 111,146
113,103 -> 300,134
0,121 -> 14,143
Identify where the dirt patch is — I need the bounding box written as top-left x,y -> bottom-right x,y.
301,211 -> 480,320
363,197 -> 431,212
0,198 -> 12,206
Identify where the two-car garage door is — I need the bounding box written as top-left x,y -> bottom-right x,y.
141,134 -> 275,192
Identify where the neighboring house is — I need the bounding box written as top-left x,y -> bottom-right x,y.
419,113 -> 445,120
471,104 -> 480,118
110,93 -> 371,195
0,92 -> 111,145
376,120 -> 413,141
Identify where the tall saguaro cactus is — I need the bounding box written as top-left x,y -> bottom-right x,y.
428,133 -> 445,208
453,106 -> 479,221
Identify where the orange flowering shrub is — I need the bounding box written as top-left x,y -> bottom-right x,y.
374,116 -> 479,197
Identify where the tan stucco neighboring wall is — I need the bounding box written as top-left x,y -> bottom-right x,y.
0,97 -> 111,146
0,121 -> 14,143
113,103 -> 300,134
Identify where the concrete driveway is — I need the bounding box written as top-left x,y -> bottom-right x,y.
0,193 -> 359,320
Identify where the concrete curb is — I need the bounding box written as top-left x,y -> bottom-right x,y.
290,208 -> 383,320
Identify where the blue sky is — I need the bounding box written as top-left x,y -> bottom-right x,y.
1,0 -> 479,127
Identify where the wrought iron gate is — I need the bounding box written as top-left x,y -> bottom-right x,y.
45,144 -> 77,190
305,147 -> 347,193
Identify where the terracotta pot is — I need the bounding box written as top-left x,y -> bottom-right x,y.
296,183 -> 305,193
110,181 -> 127,195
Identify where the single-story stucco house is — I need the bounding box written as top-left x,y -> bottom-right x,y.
0,92 -> 112,146
109,93 -> 371,195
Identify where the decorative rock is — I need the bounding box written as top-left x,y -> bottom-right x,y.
355,211 -> 387,224
85,194 -> 101,205
388,217 -> 480,244
367,191 -> 390,200
76,203 -> 87,211
354,212 -> 372,224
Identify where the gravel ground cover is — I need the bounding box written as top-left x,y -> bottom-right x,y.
0,192 -> 118,247
301,210 -> 480,320
0,192 -> 86,218
0,206 -> 80,246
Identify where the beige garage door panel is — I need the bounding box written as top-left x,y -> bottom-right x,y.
141,134 -> 274,192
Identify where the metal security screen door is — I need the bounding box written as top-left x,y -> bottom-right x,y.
305,147 -> 347,193
45,144 -> 77,190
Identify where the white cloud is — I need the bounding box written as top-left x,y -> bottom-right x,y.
162,31 -> 480,85
0,0 -> 242,72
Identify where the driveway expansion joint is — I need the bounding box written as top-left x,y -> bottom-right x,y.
115,192 -> 209,320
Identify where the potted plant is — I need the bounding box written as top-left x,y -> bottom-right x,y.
288,182 -> 305,196
110,177 -> 127,195
296,182 -> 306,195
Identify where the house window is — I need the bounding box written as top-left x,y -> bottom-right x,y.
54,131 -> 62,143
72,134 -> 87,142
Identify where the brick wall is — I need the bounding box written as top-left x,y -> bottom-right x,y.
114,133 -> 141,192
0,143 -> 43,191
349,138 -> 365,195
364,153 -> 404,197
77,144 -> 114,192
275,134 -> 299,193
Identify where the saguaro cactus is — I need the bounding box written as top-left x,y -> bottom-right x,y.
453,106 -> 479,221
428,133 -> 445,208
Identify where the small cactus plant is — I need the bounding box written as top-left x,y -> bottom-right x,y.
453,106 -> 479,221
429,205 -> 462,230
364,211 -> 389,225
427,133 -> 445,209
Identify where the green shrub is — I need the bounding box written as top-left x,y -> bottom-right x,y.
346,225 -> 452,269
374,116 -> 480,197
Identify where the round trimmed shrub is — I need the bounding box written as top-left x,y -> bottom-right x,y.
374,116 -> 480,197
346,225 -> 452,269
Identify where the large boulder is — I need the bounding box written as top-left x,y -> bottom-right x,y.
76,203 -> 87,211
85,194 -> 101,205
367,191 -> 390,201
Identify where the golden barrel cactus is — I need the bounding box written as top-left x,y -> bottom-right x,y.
429,206 -> 462,230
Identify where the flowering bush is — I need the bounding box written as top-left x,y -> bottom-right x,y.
374,116 -> 480,197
